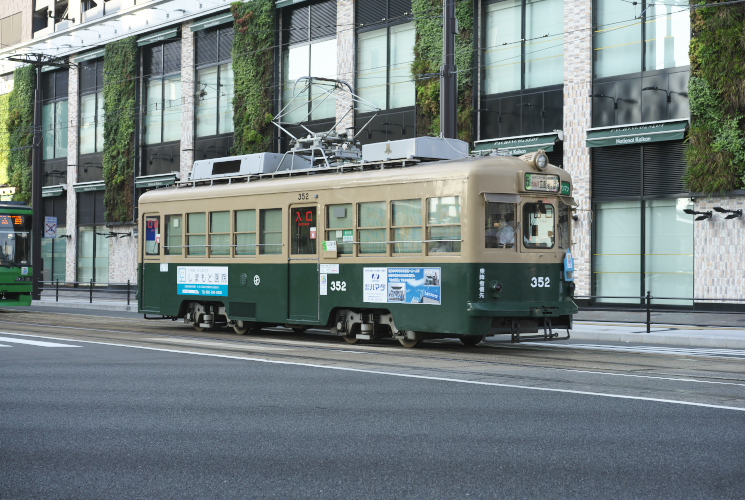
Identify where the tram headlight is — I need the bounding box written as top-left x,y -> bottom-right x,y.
519,149 -> 549,171
535,152 -> 548,170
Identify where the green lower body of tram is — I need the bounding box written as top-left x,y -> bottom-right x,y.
140,260 -> 576,345
0,268 -> 33,306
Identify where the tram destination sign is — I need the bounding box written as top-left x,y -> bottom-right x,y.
524,173 -> 560,192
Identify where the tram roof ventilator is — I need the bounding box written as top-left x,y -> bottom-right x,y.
187,77 -> 468,184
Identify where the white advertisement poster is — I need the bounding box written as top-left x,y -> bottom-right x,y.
363,267 -> 388,303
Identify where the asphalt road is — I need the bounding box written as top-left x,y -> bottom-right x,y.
1,310 -> 744,499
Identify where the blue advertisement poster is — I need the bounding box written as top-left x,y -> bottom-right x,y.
386,267 -> 441,305
177,266 -> 229,297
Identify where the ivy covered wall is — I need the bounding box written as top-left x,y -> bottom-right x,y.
411,0 -> 473,144
231,0 -> 275,155
103,36 -> 138,223
687,2 -> 745,193
7,65 -> 35,203
0,93 -> 10,186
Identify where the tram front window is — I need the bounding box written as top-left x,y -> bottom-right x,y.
523,202 -> 555,249
0,214 -> 31,266
485,202 -> 516,248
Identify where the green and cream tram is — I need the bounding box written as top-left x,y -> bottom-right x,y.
138,143 -> 577,347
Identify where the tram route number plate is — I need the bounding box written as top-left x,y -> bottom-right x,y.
525,173 -> 560,192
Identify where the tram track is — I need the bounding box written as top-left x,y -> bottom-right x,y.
3,309 -> 745,409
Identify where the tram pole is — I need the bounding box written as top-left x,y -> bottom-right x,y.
31,63 -> 43,300
440,0 -> 458,139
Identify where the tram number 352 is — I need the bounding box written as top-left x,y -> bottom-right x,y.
531,277 -> 551,288
330,281 -> 347,291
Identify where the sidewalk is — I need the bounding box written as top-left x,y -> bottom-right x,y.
30,296 -> 745,349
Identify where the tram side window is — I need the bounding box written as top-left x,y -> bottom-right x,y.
187,213 -> 206,256
260,209 -> 282,255
428,197 -> 461,253
358,202 -> 387,254
145,216 -> 160,255
235,209 -> 257,256
391,199 -> 422,254
164,215 -> 182,256
523,202 -> 555,249
326,204 -> 353,255
558,202 -> 571,249
210,211 -> 230,256
485,202 -> 516,248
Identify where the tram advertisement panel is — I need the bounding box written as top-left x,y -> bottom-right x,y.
177,266 -> 229,296
363,267 -> 441,305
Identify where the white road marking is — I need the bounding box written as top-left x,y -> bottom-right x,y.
2,332 -> 744,413
521,342 -> 745,359
149,338 -> 291,351
0,336 -> 79,347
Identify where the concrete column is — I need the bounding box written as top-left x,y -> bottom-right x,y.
180,20 -> 195,180
65,59 -> 79,283
563,0 -> 593,297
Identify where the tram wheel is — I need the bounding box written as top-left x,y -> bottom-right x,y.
460,335 -> 484,346
233,321 -> 250,335
398,338 -> 423,348
342,335 -> 361,344
193,313 -> 206,332
292,327 -> 308,334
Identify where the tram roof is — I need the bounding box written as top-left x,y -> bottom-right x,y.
139,154 -> 571,204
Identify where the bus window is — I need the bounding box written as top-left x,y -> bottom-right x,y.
485,202 -> 516,248
523,202 -> 555,249
164,215 -> 182,256
145,216 -> 160,255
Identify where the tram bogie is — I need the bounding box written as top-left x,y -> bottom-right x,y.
138,146 -> 577,348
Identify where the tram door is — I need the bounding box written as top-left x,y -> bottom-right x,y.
288,205 -> 319,322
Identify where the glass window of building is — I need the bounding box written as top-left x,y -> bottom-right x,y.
79,59 -> 104,155
357,11 -> 415,111
483,0 -> 564,95
41,196 -> 67,282
42,70 -> 69,161
143,41 -> 182,145
76,190 -> 108,283
594,0 -> 689,78
594,199 -> 694,305
281,0 -> 337,123
195,24 -> 235,138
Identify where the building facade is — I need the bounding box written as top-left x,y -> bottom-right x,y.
0,0 -> 742,308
